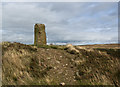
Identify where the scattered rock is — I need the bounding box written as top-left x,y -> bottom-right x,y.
74,59 -> 86,65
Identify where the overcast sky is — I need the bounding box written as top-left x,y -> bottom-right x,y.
2,2 -> 118,45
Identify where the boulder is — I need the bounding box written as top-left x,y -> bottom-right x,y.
65,44 -> 79,54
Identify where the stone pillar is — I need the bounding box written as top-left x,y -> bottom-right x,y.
34,24 -> 47,46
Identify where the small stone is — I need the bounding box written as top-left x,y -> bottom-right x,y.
65,73 -> 67,75
60,82 -> 65,86
71,59 -> 74,61
47,57 -> 51,60
54,67 -> 57,69
20,71 -> 23,75
73,79 -> 76,81
46,49 -> 49,51
66,64 -> 68,66
56,60 -> 60,64
46,78 -> 50,83
73,76 -> 76,78
60,56 -> 62,58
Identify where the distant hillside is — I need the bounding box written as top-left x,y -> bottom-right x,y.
1,42 -> 120,86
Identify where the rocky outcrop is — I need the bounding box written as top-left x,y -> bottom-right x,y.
65,44 -> 79,54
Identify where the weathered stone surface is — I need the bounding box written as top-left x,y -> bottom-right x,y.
66,44 -> 79,54
34,24 -> 47,46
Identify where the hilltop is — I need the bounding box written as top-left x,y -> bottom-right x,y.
1,42 -> 120,86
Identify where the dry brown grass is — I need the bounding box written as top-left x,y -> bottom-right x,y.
2,42 -> 120,86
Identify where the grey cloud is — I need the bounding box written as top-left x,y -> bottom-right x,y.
2,2 -> 118,44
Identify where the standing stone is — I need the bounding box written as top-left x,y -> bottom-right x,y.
34,24 -> 47,46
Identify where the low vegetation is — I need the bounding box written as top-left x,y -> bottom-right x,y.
2,42 -> 120,86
